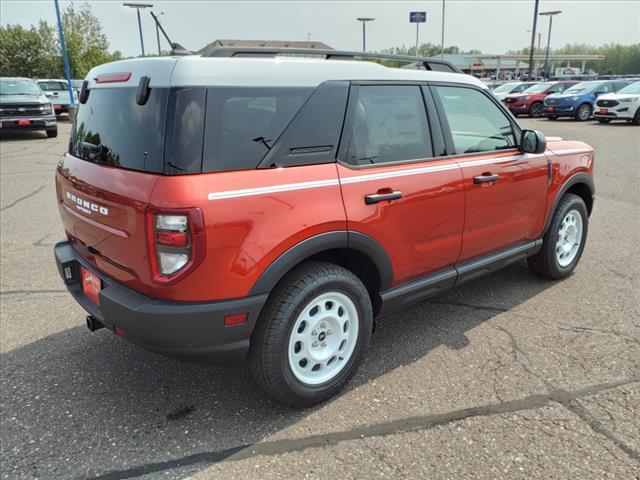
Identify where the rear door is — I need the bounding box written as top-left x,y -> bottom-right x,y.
431,84 -> 548,262
337,84 -> 465,287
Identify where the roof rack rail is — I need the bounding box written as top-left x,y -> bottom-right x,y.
202,47 -> 462,73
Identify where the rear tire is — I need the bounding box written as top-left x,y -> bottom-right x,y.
46,128 -> 58,138
528,193 -> 588,280
529,102 -> 544,118
248,262 -> 373,406
575,103 -> 592,121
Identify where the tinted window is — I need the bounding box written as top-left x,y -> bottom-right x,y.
260,81 -> 349,168
70,87 -> 167,173
345,85 -> 432,165
434,86 -> 517,154
164,87 -> 206,174
38,81 -> 68,91
202,87 -> 312,173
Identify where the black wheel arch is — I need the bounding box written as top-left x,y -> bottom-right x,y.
543,172 -> 595,233
249,231 -> 393,307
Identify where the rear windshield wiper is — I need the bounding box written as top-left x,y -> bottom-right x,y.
80,141 -> 108,161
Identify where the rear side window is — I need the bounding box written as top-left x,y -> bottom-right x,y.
434,86 -> 517,154
202,87 -> 313,172
344,85 -> 432,165
70,87 -> 168,173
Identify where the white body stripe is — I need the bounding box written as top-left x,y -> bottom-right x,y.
548,148 -> 592,156
207,154 -> 547,201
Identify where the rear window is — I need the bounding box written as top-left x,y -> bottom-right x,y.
38,81 -> 68,91
70,87 -> 168,173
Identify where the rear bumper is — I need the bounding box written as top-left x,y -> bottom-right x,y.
54,241 -> 267,363
0,116 -> 57,130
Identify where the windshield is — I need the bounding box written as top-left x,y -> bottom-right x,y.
38,81 -> 69,91
493,83 -> 520,93
522,83 -> 552,93
564,82 -> 602,94
0,79 -> 42,96
618,81 -> 640,95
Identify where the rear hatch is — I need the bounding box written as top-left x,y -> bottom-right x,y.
56,58 -> 177,295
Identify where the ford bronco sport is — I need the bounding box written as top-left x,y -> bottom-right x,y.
54,49 -> 595,406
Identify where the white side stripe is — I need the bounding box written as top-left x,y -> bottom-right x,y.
550,148 -> 591,156
208,178 -> 339,200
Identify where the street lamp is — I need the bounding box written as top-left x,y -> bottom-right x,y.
527,0 -> 540,81
527,28 -> 542,77
539,10 -> 562,80
440,0 -> 446,59
356,17 -> 375,52
123,3 -> 153,56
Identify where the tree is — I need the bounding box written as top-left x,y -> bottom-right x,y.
0,2 -> 121,79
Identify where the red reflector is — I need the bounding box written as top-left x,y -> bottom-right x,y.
156,231 -> 188,247
114,326 -> 127,337
224,313 -> 248,327
94,72 -> 132,84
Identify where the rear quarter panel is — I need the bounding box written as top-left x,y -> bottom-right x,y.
150,163 -> 346,301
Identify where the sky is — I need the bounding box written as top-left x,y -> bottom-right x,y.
1,0 -> 639,58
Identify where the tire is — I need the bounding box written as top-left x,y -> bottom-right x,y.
547,116 -> 558,120
528,193 -> 588,280
248,261 -> 373,406
46,128 -> 58,138
633,107 -> 640,125
575,103 -> 592,121
596,118 -> 611,124
529,102 -> 544,118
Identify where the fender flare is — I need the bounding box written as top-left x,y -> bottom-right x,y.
249,231 -> 393,296
544,172 -> 595,233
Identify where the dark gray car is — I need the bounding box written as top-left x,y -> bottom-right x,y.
0,77 -> 57,137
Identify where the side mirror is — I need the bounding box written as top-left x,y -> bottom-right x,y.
520,130 -> 547,154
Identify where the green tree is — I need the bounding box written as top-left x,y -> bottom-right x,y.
0,2 -> 121,79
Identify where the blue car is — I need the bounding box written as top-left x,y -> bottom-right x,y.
543,79 -> 632,121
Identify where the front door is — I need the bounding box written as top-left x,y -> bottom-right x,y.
431,84 -> 548,262
337,84 -> 465,287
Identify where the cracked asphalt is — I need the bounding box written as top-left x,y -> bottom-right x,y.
1,117 -> 639,479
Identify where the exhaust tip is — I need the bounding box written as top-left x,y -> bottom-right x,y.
86,315 -> 104,332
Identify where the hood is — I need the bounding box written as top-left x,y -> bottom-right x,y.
0,93 -> 48,104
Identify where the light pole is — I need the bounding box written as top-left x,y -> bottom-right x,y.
53,0 -> 74,107
539,10 -> 562,80
440,0 -> 446,59
356,17 -> 375,52
527,0 -> 540,80
123,3 -> 153,56
307,33 -> 312,42
527,29 -> 542,77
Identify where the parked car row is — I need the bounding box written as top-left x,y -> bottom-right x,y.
495,79 -> 640,124
0,77 -> 82,138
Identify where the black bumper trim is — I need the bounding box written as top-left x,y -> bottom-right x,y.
54,241 -> 268,363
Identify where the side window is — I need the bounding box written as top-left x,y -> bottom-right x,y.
202,87 -> 312,173
434,86 -> 517,155
552,84 -> 565,93
345,85 -> 432,165
600,83 -> 613,93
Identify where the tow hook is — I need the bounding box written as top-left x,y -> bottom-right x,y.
86,315 -> 104,332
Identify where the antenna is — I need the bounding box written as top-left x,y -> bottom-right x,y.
149,10 -> 190,55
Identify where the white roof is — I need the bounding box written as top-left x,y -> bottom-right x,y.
86,55 -> 487,90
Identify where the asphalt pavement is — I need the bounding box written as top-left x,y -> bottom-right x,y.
1,117 -> 638,479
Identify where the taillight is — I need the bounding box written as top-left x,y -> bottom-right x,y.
147,208 -> 205,283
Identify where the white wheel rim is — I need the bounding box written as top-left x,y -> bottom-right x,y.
555,209 -> 583,267
288,292 -> 359,385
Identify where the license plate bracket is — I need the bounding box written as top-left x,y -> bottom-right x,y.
17,119 -> 31,126
81,266 -> 102,305
599,108 -> 608,114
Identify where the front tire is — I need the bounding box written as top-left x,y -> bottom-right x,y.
575,103 -> 592,121
529,102 -> 544,118
528,193 -> 588,279
248,262 -> 373,406
633,107 -> 640,125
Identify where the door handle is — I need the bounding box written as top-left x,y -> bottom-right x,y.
473,173 -> 500,184
364,191 -> 402,205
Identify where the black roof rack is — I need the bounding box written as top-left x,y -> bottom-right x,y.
202,47 -> 461,73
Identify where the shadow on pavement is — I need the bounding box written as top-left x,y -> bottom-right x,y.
0,261 -> 555,479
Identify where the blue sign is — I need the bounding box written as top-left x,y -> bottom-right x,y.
410,11 -> 427,23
